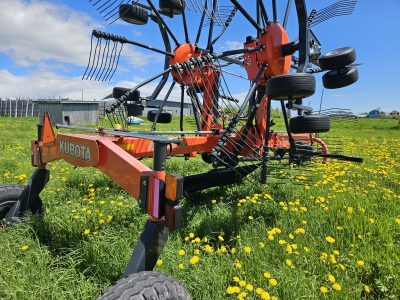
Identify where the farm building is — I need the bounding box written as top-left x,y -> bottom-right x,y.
367,109 -> 381,118
389,110 -> 399,116
35,100 -> 100,126
101,99 -> 193,117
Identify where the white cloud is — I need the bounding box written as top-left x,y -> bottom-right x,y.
0,0 -> 157,69
0,69 -> 183,103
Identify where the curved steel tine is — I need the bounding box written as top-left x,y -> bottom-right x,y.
86,38 -> 101,80
107,43 -> 124,81
94,38 -> 109,80
102,41 -> 117,81
82,33 -> 94,80
97,39 -> 111,81
283,0 -> 292,29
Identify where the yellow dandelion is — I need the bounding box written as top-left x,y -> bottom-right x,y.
269,278 -> 278,286
231,248 -> 236,254
245,283 -> 254,291
268,235 -> 274,241
261,291 -> 271,300
244,246 -> 251,253
226,286 -> 235,295
286,259 -> 292,267
289,233 -> 294,239
84,229 -> 90,235
239,280 -> 246,287
259,242 -> 265,248
295,228 -> 305,234
279,240 -> 286,244
332,283 -> 341,291
178,249 -> 185,256
235,262 -> 242,268
248,216 -> 254,220
189,232 -> 194,238
211,199 -> 216,204
218,235 -> 224,241
328,274 -> 335,283
326,236 -> 335,243
256,287 -> 263,295
264,272 -> 271,278
189,255 -> 199,264
178,263 -> 184,269
21,245 -> 29,250
364,285 -> 371,293
233,276 -> 240,282
320,286 -> 328,293
357,260 -> 365,266
156,259 -> 163,266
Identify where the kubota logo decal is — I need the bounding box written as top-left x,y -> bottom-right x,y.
59,140 -> 92,162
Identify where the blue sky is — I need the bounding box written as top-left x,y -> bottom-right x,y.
1,0 -> 400,114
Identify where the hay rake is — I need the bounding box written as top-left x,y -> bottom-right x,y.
2,0 -> 363,299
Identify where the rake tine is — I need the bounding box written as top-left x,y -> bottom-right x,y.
92,0 -> 103,6
101,40 -> 117,81
106,42 -> 124,81
93,38 -> 108,81
99,0 -> 118,13
84,37 -> 101,80
94,39 -> 110,81
82,33 -> 95,80
88,38 -> 103,80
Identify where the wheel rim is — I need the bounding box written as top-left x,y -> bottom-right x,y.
0,200 -> 16,220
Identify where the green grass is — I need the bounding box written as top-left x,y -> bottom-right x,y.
0,116 -> 399,299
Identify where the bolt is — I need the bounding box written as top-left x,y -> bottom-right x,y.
142,181 -> 146,186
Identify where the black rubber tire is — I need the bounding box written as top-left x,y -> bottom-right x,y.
289,115 -> 330,134
318,47 -> 356,71
159,0 -> 183,15
119,4 -> 148,25
113,87 -> 140,102
97,271 -> 192,300
322,67 -> 358,89
147,110 -> 172,123
266,73 -> 316,100
0,184 -> 44,220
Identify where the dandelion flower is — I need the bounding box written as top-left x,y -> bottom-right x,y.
226,286 -> 235,294
261,291 -> 271,300
239,280 -> 246,287
357,260 -> 365,266
295,228 -> 305,234
364,285 -> 371,293
189,232 -> 194,238
233,277 -> 240,282
269,278 -> 278,286
256,287 -> 263,295
259,242 -> 265,248
235,262 -> 242,268
268,235 -> 274,241
178,249 -> 185,256
328,274 -> 335,283
320,286 -> 328,293
289,233 -> 294,239
244,246 -> 251,253
395,218 -> 400,224
21,245 -> 29,250
156,259 -> 163,266
326,236 -> 335,243
245,283 -> 254,291
189,255 -> 199,264
178,263 -> 184,269
369,218 -> 374,224
211,199 -> 216,204
279,240 -> 286,245
264,272 -> 271,279
218,235 -> 224,241
286,259 -> 292,267
332,283 -> 341,291
84,229 -> 90,235
231,248 -> 236,254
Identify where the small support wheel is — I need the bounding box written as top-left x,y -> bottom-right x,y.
322,67 -> 359,89
147,110 -> 172,123
159,0 -> 183,15
119,4 -> 149,25
289,115 -> 330,134
0,184 -> 44,221
266,73 -> 316,100
97,271 -> 192,300
318,47 -> 356,70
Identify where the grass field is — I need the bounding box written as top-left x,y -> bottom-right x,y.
0,116 -> 399,299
